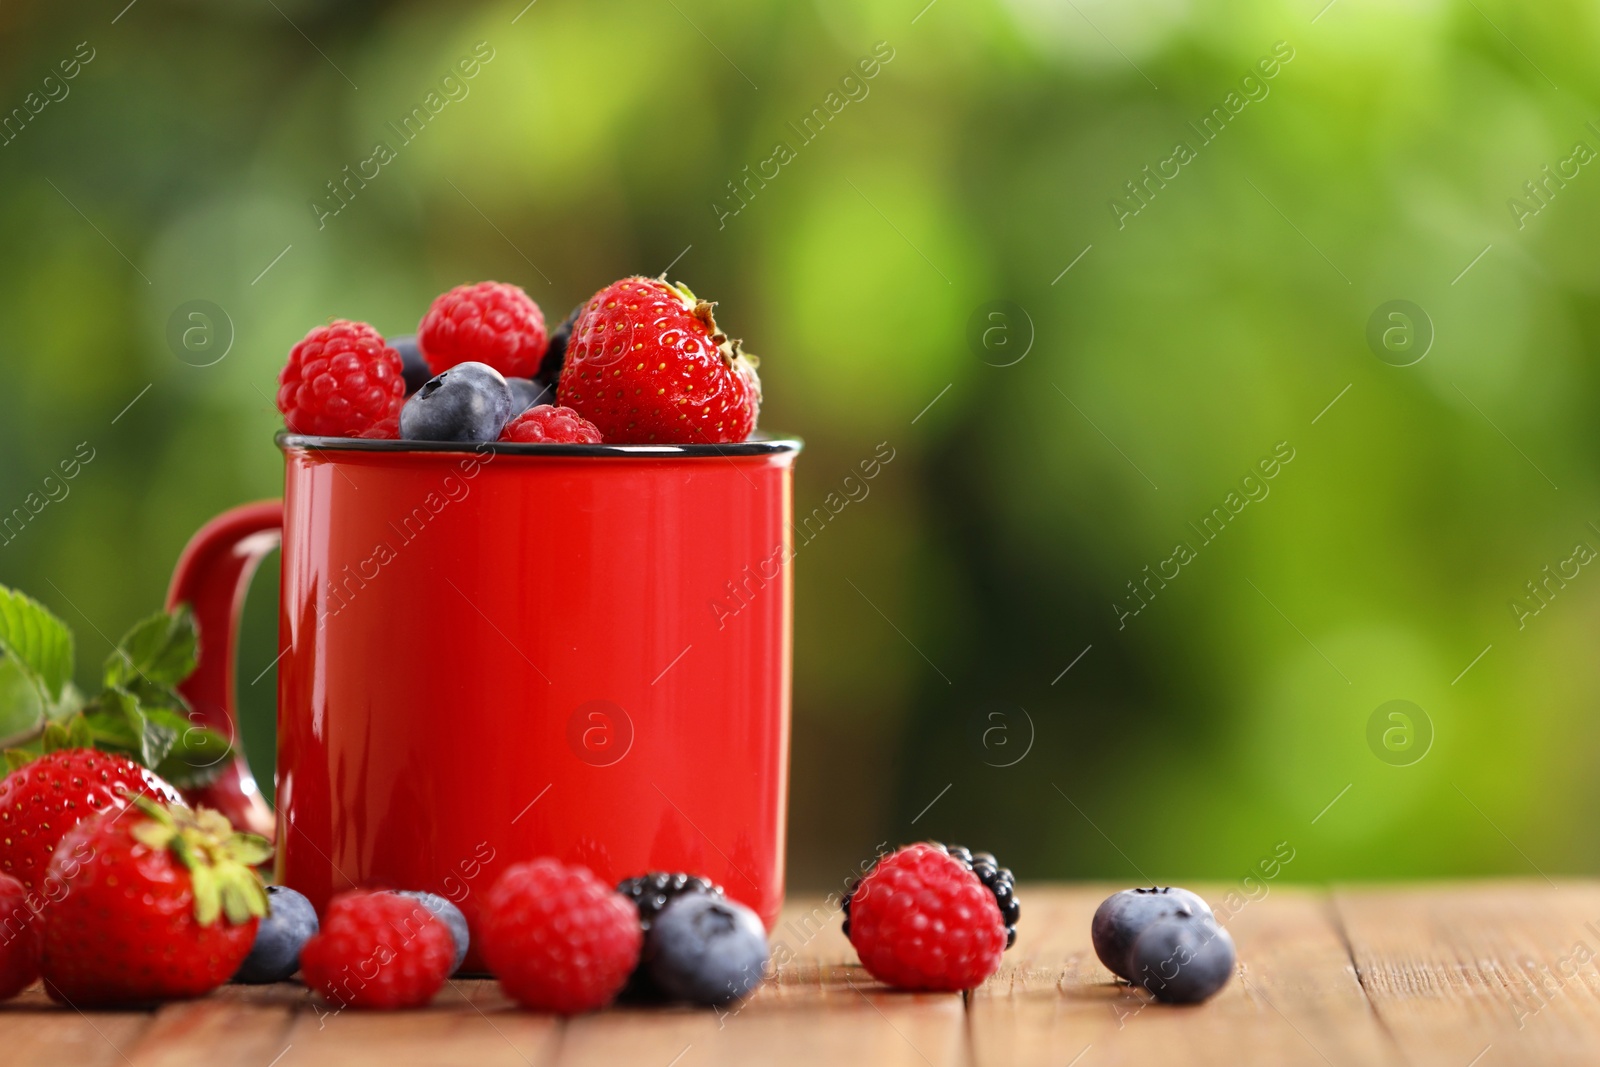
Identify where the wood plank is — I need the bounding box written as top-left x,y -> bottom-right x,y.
15,884 -> 1600,1065
556,990 -> 965,1067
116,984 -> 303,1067
553,896 -> 966,1067
272,979 -> 561,1067
0,984 -> 156,1067
1335,880 -> 1600,1067
969,884 -> 1403,1067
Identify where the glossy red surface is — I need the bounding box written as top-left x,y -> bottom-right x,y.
166,502 -> 282,840
171,441 -> 796,974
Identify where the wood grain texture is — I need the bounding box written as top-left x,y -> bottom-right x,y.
0,986 -> 153,1067
549,895 -> 964,1067
272,979 -> 562,1067
124,991 -> 297,1067
555,988 -> 964,1067
1334,880 -> 1600,1067
9,883 -> 1600,1065
969,884 -> 1402,1067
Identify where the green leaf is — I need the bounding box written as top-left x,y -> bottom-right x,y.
81,708 -> 139,751
49,681 -> 87,722
79,694 -> 228,782
146,707 -> 232,788
89,689 -> 182,769
96,688 -> 147,753
0,585 -> 75,704
32,707 -> 123,759
65,713 -> 93,750
104,606 -> 198,700
40,720 -> 70,752
136,704 -> 179,770
0,657 -> 44,745
4,748 -> 36,772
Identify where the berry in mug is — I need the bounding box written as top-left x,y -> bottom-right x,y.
558,276 -> 760,444
400,361 -> 514,442
418,281 -> 548,379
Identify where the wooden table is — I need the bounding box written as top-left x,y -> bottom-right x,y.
5,880 -> 1595,1066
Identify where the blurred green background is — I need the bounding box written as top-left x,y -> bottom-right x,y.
2,0 -> 1596,892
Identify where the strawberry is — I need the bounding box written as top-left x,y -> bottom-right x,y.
0,872 -> 41,1000
0,747 -> 181,900
40,799 -> 269,1007
557,276 -> 761,444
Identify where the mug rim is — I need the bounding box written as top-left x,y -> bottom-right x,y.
276,430 -> 803,458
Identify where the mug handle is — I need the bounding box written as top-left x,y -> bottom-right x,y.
165,500 -> 284,840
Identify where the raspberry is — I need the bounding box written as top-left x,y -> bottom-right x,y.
276,321 -> 405,438
500,405 -> 604,444
357,414 -> 401,440
843,842 -> 1020,948
299,890 -> 454,1010
481,859 -> 641,1014
616,872 -> 723,931
419,281 -> 548,379
843,843 -> 1007,991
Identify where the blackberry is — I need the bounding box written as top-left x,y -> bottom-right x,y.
506,376 -> 554,415
534,302 -> 582,391
616,872 -> 722,931
391,334 -> 432,394
842,843 -> 1020,950
941,843 -> 1020,949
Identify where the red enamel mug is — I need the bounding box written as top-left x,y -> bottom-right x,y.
165,432 -> 800,972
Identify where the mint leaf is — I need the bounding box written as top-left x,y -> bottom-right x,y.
145,708 -> 232,788
104,606 -> 198,701
37,705 -> 129,758
81,704 -> 140,751
0,585 -> 75,704
84,689 -> 181,769
88,688 -> 155,762
80,694 -> 228,782
0,657 -> 44,744
51,681 -> 87,722
136,705 -> 184,769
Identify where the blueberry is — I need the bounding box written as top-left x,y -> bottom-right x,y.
391,334 -> 432,395
1128,913 -> 1235,1003
1091,887 -> 1213,981
399,361 -> 513,442
506,377 -> 554,415
396,890 -> 470,975
233,885 -> 318,984
643,893 -> 769,1005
